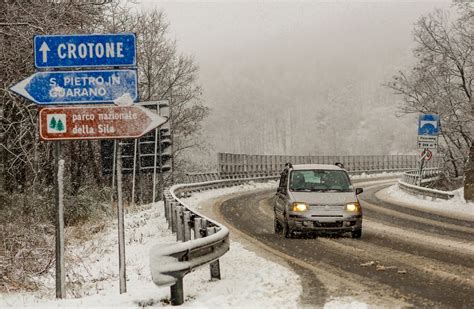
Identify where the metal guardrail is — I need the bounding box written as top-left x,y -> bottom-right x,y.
149,176 -> 277,305
184,172 -> 220,183
399,168 -> 454,200
151,163 -> 446,305
402,168 -> 442,185
398,180 -> 455,200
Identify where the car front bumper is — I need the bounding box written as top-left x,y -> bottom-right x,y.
288,214 -> 362,232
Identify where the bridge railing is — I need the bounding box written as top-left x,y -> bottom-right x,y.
218,153 -> 441,178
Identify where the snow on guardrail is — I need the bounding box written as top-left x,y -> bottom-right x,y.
149,176 -> 277,305
150,166 -> 446,305
399,168 -> 454,200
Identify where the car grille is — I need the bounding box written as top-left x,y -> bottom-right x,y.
314,221 -> 343,228
310,205 -> 344,210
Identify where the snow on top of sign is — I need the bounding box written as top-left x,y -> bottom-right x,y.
114,93 -> 134,106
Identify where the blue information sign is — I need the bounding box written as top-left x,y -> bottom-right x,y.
10,69 -> 138,105
34,33 -> 136,69
418,114 -> 439,136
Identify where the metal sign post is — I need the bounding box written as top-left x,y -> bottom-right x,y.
54,142 -> 65,298
116,141 -> 127,294
152,101 -> 159,202
418,150 -> 426,186
111,140 -> 117,204
131,139 -> 138,206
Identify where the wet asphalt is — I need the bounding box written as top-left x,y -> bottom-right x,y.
218,181 -> 474,308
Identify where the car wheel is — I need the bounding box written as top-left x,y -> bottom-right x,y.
274,216 -> 282,234
351,228 -> 362,239
282,217 -> 292,238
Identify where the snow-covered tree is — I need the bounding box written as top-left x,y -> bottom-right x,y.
386,4 -> 473,180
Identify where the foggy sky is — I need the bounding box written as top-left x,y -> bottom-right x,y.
139,0 -> 453,160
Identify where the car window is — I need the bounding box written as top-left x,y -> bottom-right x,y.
289,170 -> 352,192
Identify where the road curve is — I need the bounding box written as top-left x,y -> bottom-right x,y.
214,179 -> 474,308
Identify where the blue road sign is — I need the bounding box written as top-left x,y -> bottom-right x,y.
10,69 -> 138,105
34,34 -> 136,69
418,114 -> 439,136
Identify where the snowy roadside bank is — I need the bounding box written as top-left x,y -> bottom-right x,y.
379,184 -> 474,219
2,175 -> 426,309
0,181 -> 301,308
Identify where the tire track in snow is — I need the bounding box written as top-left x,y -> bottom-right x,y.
216,187 -> 474,308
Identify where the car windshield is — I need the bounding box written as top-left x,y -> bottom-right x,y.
289,169 -> 352,192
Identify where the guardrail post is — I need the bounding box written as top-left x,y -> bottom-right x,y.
194,217 -> 202,239
171,202 -> 178,233
206,227 -> 221,281
183,211 -> 191,241
176,206 -> 184,242
164,198 -> 169,221
170,276 -> 184,306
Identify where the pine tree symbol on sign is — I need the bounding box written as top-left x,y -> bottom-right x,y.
50,117 -> 57,129
47,114 -> 67,133
56,119 -> 64,131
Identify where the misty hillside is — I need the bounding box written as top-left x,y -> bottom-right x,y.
146,1 -> 452,159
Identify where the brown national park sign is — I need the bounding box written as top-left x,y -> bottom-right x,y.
39,105 -> 167,141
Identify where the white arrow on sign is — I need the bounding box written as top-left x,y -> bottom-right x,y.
39,42 -> 50,63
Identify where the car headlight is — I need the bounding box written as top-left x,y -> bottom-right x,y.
346,202 -> 360,212
291,202 -> 309,212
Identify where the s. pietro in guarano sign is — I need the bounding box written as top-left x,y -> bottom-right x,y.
10,69 -> 138,105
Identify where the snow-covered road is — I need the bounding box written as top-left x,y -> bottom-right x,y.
1,177 -> 472,308
215,179 -> 473,308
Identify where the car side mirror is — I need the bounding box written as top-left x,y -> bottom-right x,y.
355,188 -> 363,195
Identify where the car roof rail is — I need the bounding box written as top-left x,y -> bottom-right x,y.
285,162 -> 293,169
334,162 -> 345,169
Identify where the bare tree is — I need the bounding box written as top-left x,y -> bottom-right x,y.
102,4 -> 208,186
386,5 -> 473,180
0,1 -> 107,291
